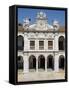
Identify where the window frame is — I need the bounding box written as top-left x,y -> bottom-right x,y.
39,41 -> 44,50
30,40 -> 35,50
48,41 -> 53,49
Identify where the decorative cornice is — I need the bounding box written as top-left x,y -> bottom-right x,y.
21,50 -> 65,53
23,30 -> 65,33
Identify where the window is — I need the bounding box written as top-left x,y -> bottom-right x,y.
59,36 -> 64,50
30,41 -> 35,50
18,35 -> 24,50
39,41 -> 44,50
48,41 -> 53,49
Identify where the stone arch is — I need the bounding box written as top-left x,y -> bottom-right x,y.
58,36 -> 65,50
47,55 -> 54,70
38,55 -> 45,70
17,56 -> 23,70
59,55 -> 65,70
18,35 -> 24,50
29,55 -> 36,71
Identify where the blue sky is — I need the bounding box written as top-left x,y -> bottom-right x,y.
18,8 -> 65,26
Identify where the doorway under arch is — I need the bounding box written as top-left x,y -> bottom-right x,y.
29,55 -> 36,71
47,55 -> 54,70
59,55 -> 65,70
38,55 -> 45,70
17,56 -> 23,70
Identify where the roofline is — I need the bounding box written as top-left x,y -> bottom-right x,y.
18,29 -> 65,33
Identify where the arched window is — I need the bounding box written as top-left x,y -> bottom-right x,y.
18,35 -> 24,50
17,56 -> 23,70
29,55 -> 36,71
38,55 -> 45,70
59,55 -> 65,70
47,55 -> 54,70
58,36 -> 65,50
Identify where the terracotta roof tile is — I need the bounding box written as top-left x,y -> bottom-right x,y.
59,26 -> 65,32
18,26 -> 24,32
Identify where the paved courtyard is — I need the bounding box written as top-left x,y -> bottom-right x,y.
17,69 -> 65,82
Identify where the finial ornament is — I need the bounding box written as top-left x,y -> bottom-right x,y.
23,18 -> 30,29
36,11 -> 47,19
53,20 -> 60,30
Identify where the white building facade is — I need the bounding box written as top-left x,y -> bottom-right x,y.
18,12 -> 65,73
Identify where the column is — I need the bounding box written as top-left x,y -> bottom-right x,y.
23,53 -> 29,73
27,39 -> 30,51
44,39 -> 47,50
35,39 -> 39,51
54,34 -> 58,51
24,33 -> 28,51
54,53 -> 59,72
53,39 -> 55,51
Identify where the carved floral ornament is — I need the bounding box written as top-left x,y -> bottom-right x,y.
24,31 -> 57,39
31,32 -> 47,38
47,34 -> 54,39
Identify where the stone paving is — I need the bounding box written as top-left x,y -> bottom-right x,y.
17,69 -> 65,82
